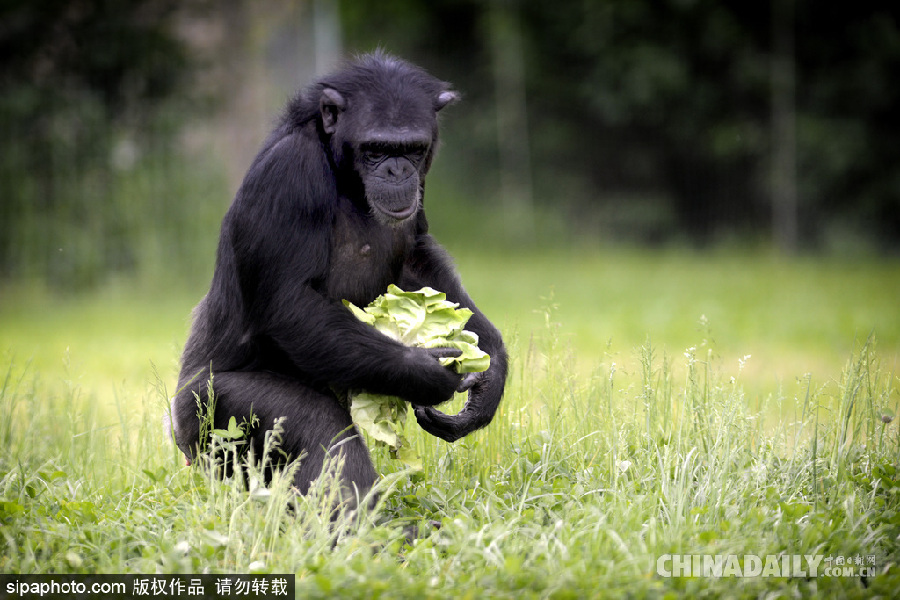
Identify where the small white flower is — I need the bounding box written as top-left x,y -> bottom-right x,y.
249,560 -> 266,572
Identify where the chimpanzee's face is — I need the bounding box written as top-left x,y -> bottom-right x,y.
351,128 -> 431,223
319,86 -> 457,226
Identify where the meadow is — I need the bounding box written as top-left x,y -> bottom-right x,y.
1,247 -> 899,597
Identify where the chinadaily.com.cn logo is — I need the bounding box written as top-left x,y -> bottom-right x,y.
656,554 -> 879,578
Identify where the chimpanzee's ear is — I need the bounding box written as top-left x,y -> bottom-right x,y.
434,90 -> 460,112
320,88 -> 346,134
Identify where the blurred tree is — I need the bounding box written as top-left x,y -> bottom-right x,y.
770,0 -> 798,252
313,0 -> 342,74
341,0 -> 900,250
793,3 -> 900,249
3,0 -> 896,290
488,0 -> 535,239
0,0 -> 202,288
522,0 -> 772,243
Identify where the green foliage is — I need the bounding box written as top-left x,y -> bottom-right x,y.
345,285 -> 490,466
0,0 -> 215,289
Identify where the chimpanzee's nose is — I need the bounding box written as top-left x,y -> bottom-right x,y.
385,157 -> 414,181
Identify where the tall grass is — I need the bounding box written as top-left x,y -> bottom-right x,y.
1,318 -> 898,596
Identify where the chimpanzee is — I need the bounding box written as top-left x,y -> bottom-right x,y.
170,52 -> 508,500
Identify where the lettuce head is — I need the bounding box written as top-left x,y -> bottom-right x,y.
343,285 -> 490,467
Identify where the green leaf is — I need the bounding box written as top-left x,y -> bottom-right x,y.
212,415 -> 245,440
394,443 -> 423,470
350,392 -> 406,447
343,300 -> 376,325
0,501 -> 25,520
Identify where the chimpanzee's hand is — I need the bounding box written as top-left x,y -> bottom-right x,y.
413,403 -> 470,443
414,370 -> 495,442
423,346 -> 463,363
412,321 -> 508,442
421,348 -> 481,391
403,346 -> 465,406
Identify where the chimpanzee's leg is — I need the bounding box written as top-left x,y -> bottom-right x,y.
171,369 -> 377,499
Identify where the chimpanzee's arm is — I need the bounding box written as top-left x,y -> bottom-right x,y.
263,279 -> 463,406
401,234 -> 509,442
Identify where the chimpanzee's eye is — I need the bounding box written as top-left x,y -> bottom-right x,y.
405,146 -> 428,165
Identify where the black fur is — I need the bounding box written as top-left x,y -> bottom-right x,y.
172,52 -> 508,499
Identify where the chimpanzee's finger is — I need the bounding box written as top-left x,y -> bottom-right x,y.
425,347 -> 463,361
456,372 -> 480,393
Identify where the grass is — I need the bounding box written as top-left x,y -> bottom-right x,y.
1,247 -> 899,596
